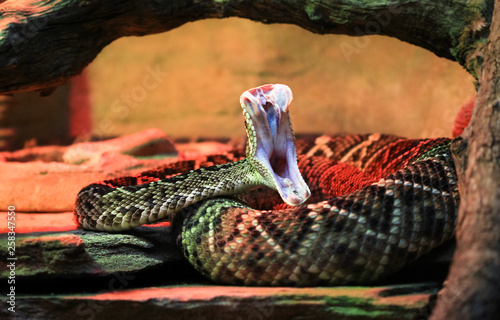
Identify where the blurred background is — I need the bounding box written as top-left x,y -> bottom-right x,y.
0,18 -> 477,150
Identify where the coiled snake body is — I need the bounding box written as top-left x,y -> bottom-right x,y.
75,84 -> 458,286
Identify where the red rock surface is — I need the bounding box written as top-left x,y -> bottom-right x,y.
0,129 -> 240,212
0,211 -> 76,234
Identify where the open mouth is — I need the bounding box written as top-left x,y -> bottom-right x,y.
240,84 -> 311,206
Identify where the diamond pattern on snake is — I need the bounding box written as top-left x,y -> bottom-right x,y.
74,84 -> 458,286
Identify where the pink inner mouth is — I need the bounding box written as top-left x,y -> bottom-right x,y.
240,84 -> 311,206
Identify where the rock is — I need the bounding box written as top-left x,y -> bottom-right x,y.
62,128 -> 177,164
176,141 -> 241,160
0,128 -> 181,212
1,283 -> 439,320
0,216 -> 182,280
0,153 -> 179,212
0,234 -> 95,278
0,212 -> 76,234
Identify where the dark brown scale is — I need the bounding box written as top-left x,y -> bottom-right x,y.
250,230 -> 261,238
216,239 -> 225,248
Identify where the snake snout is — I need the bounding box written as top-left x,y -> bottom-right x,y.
278,177 -> 311,206
269,148 -> 310,206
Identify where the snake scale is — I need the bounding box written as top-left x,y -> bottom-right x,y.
74,84 -> 459,286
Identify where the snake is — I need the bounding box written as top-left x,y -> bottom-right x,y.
74,84 -> 459,286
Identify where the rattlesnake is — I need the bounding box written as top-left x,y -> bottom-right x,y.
74,84 -> 458,286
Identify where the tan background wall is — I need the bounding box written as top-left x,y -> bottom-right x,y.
88,18 -> 476,140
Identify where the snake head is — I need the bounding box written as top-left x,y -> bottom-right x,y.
240,84 -> 311,206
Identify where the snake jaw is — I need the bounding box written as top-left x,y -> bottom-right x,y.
240,84 -> 311,206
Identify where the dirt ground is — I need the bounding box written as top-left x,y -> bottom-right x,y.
88,18 -> 476,140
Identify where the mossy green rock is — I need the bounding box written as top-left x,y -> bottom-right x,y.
0,227 -> 182,279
